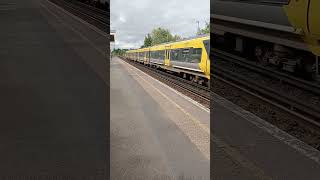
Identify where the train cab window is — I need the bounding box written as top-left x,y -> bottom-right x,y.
189,48 -> 202,63
203,40 -> 210,56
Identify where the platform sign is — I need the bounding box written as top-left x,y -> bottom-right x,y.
110,34 -> 115,42
110,30 -> 116,42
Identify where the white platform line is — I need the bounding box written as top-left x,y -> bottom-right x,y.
212,92 -> 320,164
119,58 -> 210,113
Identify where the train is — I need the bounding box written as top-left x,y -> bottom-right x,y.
124,35 -> 210,86
211,0 -> 320,79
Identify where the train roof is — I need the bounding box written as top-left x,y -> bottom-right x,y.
126,34 -> 209,53
155,34 -> 209,46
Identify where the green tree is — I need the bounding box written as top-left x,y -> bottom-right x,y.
150,27 -> 180,45
112,48 -> 127,56
197,22 -> 210,35
142,33 -> 153,48
172,34 -> 182,41
140,27 -> 182,47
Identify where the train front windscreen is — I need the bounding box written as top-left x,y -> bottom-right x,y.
203,39 -> 210,57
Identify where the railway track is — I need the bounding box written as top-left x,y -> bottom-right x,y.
119,57 -> 210,107
212,48 -> 320,128
49,0 -> 108,32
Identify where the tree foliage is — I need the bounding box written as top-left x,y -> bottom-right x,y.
142,27 -> 182,47
141,34 -> 152,48
197,22 -> 210,35
112,48 -> 127,56
150,27 -> 171,45
172,35 -> 182,42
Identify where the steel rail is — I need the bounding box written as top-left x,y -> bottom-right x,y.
120,57 -> 210,104
213,49 -> 320,128
50,0 -> 108,31
212,48 -> 320,96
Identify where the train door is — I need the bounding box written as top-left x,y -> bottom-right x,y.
165,46 -> 171,66
308,0 -> 320,37
137,52 -> 139,61
148,49 -> 151,65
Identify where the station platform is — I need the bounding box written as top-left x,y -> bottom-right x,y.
0,0 -> 108,176
212,91 -> 320,179
112,57 -> 320,180
110,57 -> 210,179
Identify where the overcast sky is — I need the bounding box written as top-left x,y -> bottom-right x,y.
110,0 -> 209,49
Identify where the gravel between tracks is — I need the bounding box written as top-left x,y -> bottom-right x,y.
216,60 -> 320,107
213,73 -> 320,150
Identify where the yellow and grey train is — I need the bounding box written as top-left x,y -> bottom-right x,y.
125,35 -> 210,86
211,0 -> 320,79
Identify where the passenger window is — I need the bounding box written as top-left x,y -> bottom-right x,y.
160,50 -> 165,60
153,51 -> 156,59
170,48 -> 200,63
170,50 -> 179,61
189,48 -> 202,63
181,48 -> 190,62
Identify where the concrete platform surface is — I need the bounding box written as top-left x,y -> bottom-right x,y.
0,0 -> 108,177
110,57 -> 210,180
212,93 -> 320,179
